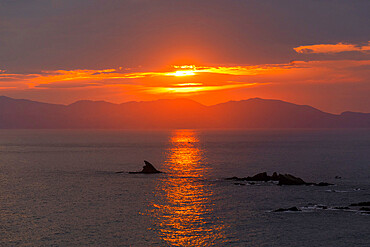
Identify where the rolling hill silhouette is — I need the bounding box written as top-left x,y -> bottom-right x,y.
0,96 -> 368,129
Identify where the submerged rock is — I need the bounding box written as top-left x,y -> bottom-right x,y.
315,205 -> 328,210
234,183 -> 246,186
334,206 -> 350,210
129,160 -> 162,174
226,176 -> 243,181
359,207 -> 370,211
315,182 -> 334,186
272,203 -> 370,215
274,207 -> 301,212
350,202 -> 370,207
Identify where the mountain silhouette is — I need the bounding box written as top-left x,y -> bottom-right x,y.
0,96 -> 368,129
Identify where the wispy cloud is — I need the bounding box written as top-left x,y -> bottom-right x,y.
0,60 -> 369,98
168,64 -> 293,76
0,64 -> 292,90
145,82 -> 258,94
294,41 -> 370,54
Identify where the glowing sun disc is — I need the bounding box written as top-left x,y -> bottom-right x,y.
172,70 -> 196,77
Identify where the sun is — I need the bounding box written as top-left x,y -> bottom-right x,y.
165,65 -> 197,77
173,70 -> 196,77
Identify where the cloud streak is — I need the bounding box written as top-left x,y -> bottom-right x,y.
146,82 -> 258,94
0,64 -> 292,90
0,60 -> 369,101
294,41 -> 370,54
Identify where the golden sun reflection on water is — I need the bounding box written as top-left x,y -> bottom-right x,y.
152,130 -> 226,246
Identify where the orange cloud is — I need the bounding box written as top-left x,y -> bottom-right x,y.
146,82 -> 258,94
0,60 -> 369,101
164,64 -> 293,77
0,64 -> 291,89
294,41 -> 370,54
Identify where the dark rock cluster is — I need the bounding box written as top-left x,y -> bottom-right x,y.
273,202 -> 370,214
273,207 -> 301,212
226,172 -> 333,186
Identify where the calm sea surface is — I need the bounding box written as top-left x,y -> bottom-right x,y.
0,129 -> 369,246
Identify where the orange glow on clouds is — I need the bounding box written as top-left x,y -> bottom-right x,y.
294,41 -> 370,54
168,70 -> 196,77
149,82 -> 257,94
0,59 -> 369,111
0,63 -> 292,89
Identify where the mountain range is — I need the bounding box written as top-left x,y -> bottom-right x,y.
0,96 -> 369,129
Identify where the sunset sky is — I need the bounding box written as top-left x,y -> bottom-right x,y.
0,0 -> 369,113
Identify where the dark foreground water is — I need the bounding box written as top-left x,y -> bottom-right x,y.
0,129 -> 369,246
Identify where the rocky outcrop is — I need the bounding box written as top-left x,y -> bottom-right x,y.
273,207 -> 301,212
226,172 -> 333,186
272,203 -> 370,215
277,174 -> 306,185
129,160 -> 162,174
247,172 -> 271,182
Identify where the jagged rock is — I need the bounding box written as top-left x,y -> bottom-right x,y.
274,206 -> 301,212
142,160 -> 161,173
271,172 -> 279,181
247,172 -> 270,181
350,202 -> 370,207
277,174 -> 306,185
129,160 -> 162,174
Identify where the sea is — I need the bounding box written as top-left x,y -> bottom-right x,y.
0,129 -> 369,246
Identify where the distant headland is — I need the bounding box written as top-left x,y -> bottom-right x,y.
0,96 -> 369,129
